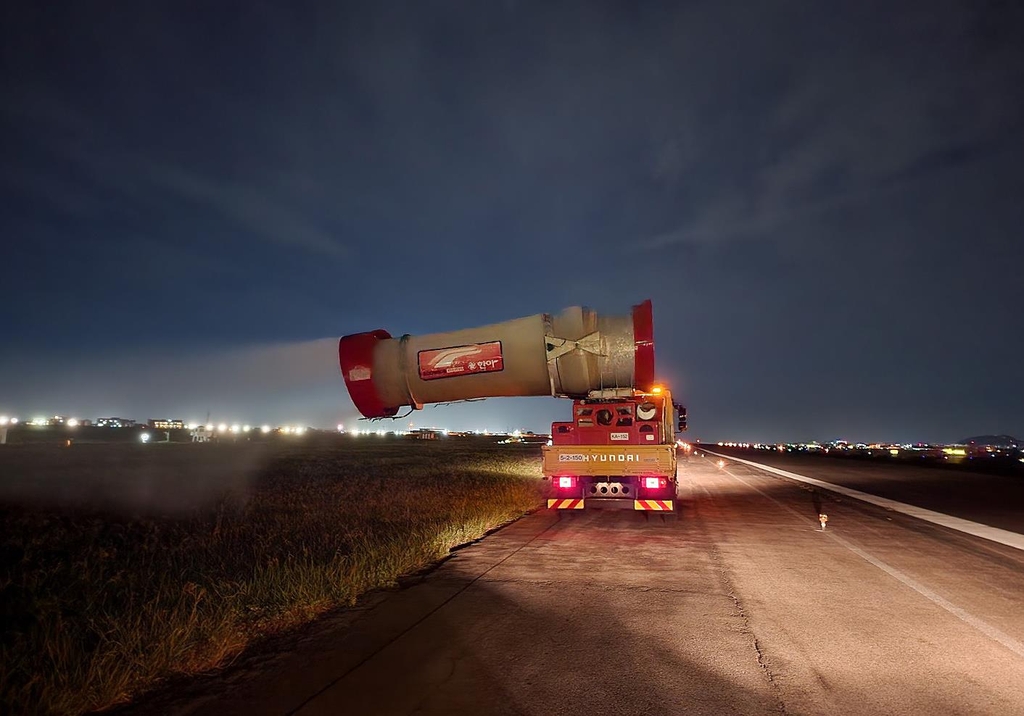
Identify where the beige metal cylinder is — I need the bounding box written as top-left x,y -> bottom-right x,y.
374,314 -> 552,407
339,301 -> 653,418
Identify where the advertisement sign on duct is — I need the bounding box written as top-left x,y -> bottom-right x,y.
418,342 -> 504,381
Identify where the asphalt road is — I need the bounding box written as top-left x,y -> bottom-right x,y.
126,454 -> 1024,716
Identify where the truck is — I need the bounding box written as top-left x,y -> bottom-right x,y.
337,299 -> 686,513
543,385 -> 686,513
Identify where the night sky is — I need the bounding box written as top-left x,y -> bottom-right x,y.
2,1 -> 1022,443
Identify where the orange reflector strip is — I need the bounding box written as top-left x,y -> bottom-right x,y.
547,498 -> 585,510
633,499 -> 674,511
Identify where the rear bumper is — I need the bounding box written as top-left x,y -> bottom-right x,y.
546,498 -> 674,511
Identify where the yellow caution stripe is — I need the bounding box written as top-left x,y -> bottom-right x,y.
633,499 -> 674,511
547,498 -> 585,510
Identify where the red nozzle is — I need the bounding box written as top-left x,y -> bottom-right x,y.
339,329 -> 397,418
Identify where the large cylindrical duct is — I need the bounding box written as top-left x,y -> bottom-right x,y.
339,300 -> 655,418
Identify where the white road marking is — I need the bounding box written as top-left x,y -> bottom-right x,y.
705,450 -> 1024,552
705,460 -> 1024,661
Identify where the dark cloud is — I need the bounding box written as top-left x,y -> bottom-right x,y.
1,0 -> 1022,441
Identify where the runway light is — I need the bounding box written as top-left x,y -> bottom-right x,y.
140,432 -> 150,443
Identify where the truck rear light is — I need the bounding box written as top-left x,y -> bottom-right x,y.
558,476 -> 575,489
644,476 -> 660,489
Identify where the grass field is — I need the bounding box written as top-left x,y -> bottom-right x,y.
0,438 -> 545,715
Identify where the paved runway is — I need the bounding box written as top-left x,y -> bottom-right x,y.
128,454 -> 1024,716
704,447 -> 1024,534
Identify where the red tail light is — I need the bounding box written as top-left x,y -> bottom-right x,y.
558,476 -> 574,488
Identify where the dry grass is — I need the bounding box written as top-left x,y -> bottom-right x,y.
0,439 -> 544,715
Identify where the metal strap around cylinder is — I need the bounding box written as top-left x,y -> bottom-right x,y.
397,334 -> 424,410
542,315 -> 563,396
544,332 -> 605,397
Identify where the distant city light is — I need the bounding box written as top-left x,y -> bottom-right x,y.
67,418 -> 79,428
261,425 -> 271,433
0,416 -> 7,426
187,423 -> 197,430
140,432 -> 150,443
205,423 -> 214,431
217,423 -> 228,433
337,424 -> 344,432
295,426 -> 306,435
243,424 -> 252,432
230,424 -> 240,434
9,417 -> 17,425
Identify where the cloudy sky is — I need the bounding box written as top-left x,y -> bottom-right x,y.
2,1 -> 1022,442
